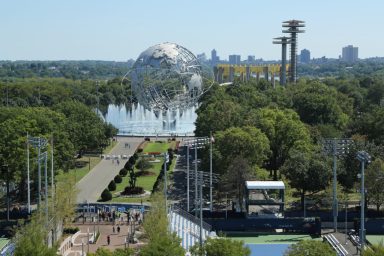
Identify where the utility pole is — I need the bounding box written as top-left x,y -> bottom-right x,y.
195,142 -> 198,217
51,135 -> 54,203
164,153 -> 169,215
209,131 -> 213,212
187,144 -> 190,212
26,134 -> 31,214
3,164 -> 10,222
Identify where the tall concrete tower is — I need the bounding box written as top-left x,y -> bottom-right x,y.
282,20 -> 305,83
273,36 -> 291,86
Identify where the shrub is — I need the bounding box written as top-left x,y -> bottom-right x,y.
133,153 -> 139,160
128,156 -> 136,165
108,180 -> 116,191
101,189 -> 112,201
122,186 -> 144,195
114,175 -> 122,183
119,168 -> 128,176
124,161 -> 133,170
63,227 -> 79,234
137,148 -> 143,153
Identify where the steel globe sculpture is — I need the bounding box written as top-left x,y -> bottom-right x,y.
128,42 -> 209,111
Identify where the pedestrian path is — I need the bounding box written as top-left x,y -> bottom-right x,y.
323,231 -> 360,255
76,137 -> 143,203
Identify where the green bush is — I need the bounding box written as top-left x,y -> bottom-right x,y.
63,227 -> 79,234
114,175 -> 122,183
101,189 -> 112,201
108,180 -> 116,191
119,168 -> 128,176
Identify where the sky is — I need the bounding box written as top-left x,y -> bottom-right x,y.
0,0 -> 383,61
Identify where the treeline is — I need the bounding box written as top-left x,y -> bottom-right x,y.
298,58 -> 384,78
0,60 -> 134,80
196,73 -> 384,209
0,77 -> 134,109
0,101 -> 117,202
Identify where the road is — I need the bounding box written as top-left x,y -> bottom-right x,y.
76,137 -> 143,203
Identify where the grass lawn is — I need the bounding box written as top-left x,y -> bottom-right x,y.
143,142 -> 169,153
229,234 -> 321,244
111,141 -> 177,203
56,140 -> 117,183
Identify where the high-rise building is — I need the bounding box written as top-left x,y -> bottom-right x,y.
229,54 -> 241,65
247,55 -> 255,63
197,53 -> 207,62
211,49 -> 219,65
300,49 -> 310,63
342,45 -> 358,62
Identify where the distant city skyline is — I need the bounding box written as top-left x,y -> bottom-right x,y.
0,0 -> 383,61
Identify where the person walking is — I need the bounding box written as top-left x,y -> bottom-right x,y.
107,235 -> 110,245
117,225 -> 120,233
113,226 -> 115,233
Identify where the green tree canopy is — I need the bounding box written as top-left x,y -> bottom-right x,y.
284,240 -> 335,256
190,237 -> 250,256
281,148 -> 331,207
365,158 -> 384,211
245,107 -> 311,179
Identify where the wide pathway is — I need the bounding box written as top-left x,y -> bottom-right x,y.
76,137 -> 143,203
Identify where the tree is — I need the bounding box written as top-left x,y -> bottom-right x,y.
88,247 -> 134,256
195,100 -> 243,137
290,80 -> 352,129
190,237 -> 250,256
362,242 -> 384,256
284,240 -> 335,256
365,159 -> 384,212
54,100 -> 106,152
281,149 -> 331,208
14,213 -> 57,256
135,158 -> 153,173
140,192 -> 185,256
214,126 -> 270,171
223,157 -> 253,212
245,107 -> 311,180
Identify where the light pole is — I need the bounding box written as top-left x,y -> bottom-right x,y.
187,144 -> 190,212
3,164 -> 10,222
184,137 -> 211,216
209,132 -> 213,212
323,138 -> 353,232
164,152 -> 169,215
356,150 -> 371,251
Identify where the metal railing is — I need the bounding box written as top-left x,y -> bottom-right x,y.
171,205 -> 212,231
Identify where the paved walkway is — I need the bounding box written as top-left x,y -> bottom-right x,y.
76,137 -> 143,203
66,222 -> 144,255
323,231 -> 360,255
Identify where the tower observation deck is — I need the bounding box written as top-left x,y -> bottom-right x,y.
282,20 -> 305,83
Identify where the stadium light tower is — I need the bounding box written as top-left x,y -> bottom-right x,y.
356,150 -> 371,251
323,138 -> 353,232
282,20 -> 305,83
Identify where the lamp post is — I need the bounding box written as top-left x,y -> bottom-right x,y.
184,137 -> 211,216
356,150 -> 371,251
323,138 -> 353,232
164,152 -> 169,215
2,164 -> 10,222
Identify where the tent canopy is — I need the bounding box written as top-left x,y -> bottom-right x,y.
246,181 -> 285,190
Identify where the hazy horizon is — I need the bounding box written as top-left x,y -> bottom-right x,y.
1,0 -> 383,61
